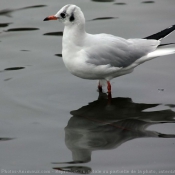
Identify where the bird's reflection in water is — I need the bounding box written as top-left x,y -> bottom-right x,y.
53,92 -> 175,174
0,138 -> 13,141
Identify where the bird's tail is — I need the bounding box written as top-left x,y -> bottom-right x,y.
136,44 -> 175,64
138,24 -> 175,62
147,45 -> 175,59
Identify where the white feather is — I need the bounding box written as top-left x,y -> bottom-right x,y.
51,4 -> 175,81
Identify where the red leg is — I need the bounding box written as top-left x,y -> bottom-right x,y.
107,81 -> 112,103
107,81 -> 111,93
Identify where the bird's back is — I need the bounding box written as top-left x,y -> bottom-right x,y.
84,33 -> 160,68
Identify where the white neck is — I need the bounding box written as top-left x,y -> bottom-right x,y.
63,8 -> 86,46
63,22 -> 86,48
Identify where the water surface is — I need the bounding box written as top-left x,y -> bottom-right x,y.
0,0 -> 175,174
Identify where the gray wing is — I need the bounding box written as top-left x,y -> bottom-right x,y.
85,34 -> 160,68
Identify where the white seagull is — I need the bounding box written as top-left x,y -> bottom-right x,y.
44,4 -> 175,98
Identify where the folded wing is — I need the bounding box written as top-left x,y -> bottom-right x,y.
85,34 -> 160,68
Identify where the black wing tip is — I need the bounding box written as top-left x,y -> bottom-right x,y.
144,24 -> 175,40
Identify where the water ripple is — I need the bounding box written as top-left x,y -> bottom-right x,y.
142,1 -> 155,3
55,54 -> 62,57
4,67 -> 25,71
0,23 -> 12,28
0,5 -> 47,17
43,31 -> 63,36
114,2 -> 126,5
89,17 -> 117,21
91,0 -> 114,2
5,28 -> 39,32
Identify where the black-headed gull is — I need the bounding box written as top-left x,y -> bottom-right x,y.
44,4 -> 175,98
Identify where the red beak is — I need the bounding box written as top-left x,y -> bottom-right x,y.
43,15 -> 58,21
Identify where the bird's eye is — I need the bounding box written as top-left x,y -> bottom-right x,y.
60,13 -> 66,18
